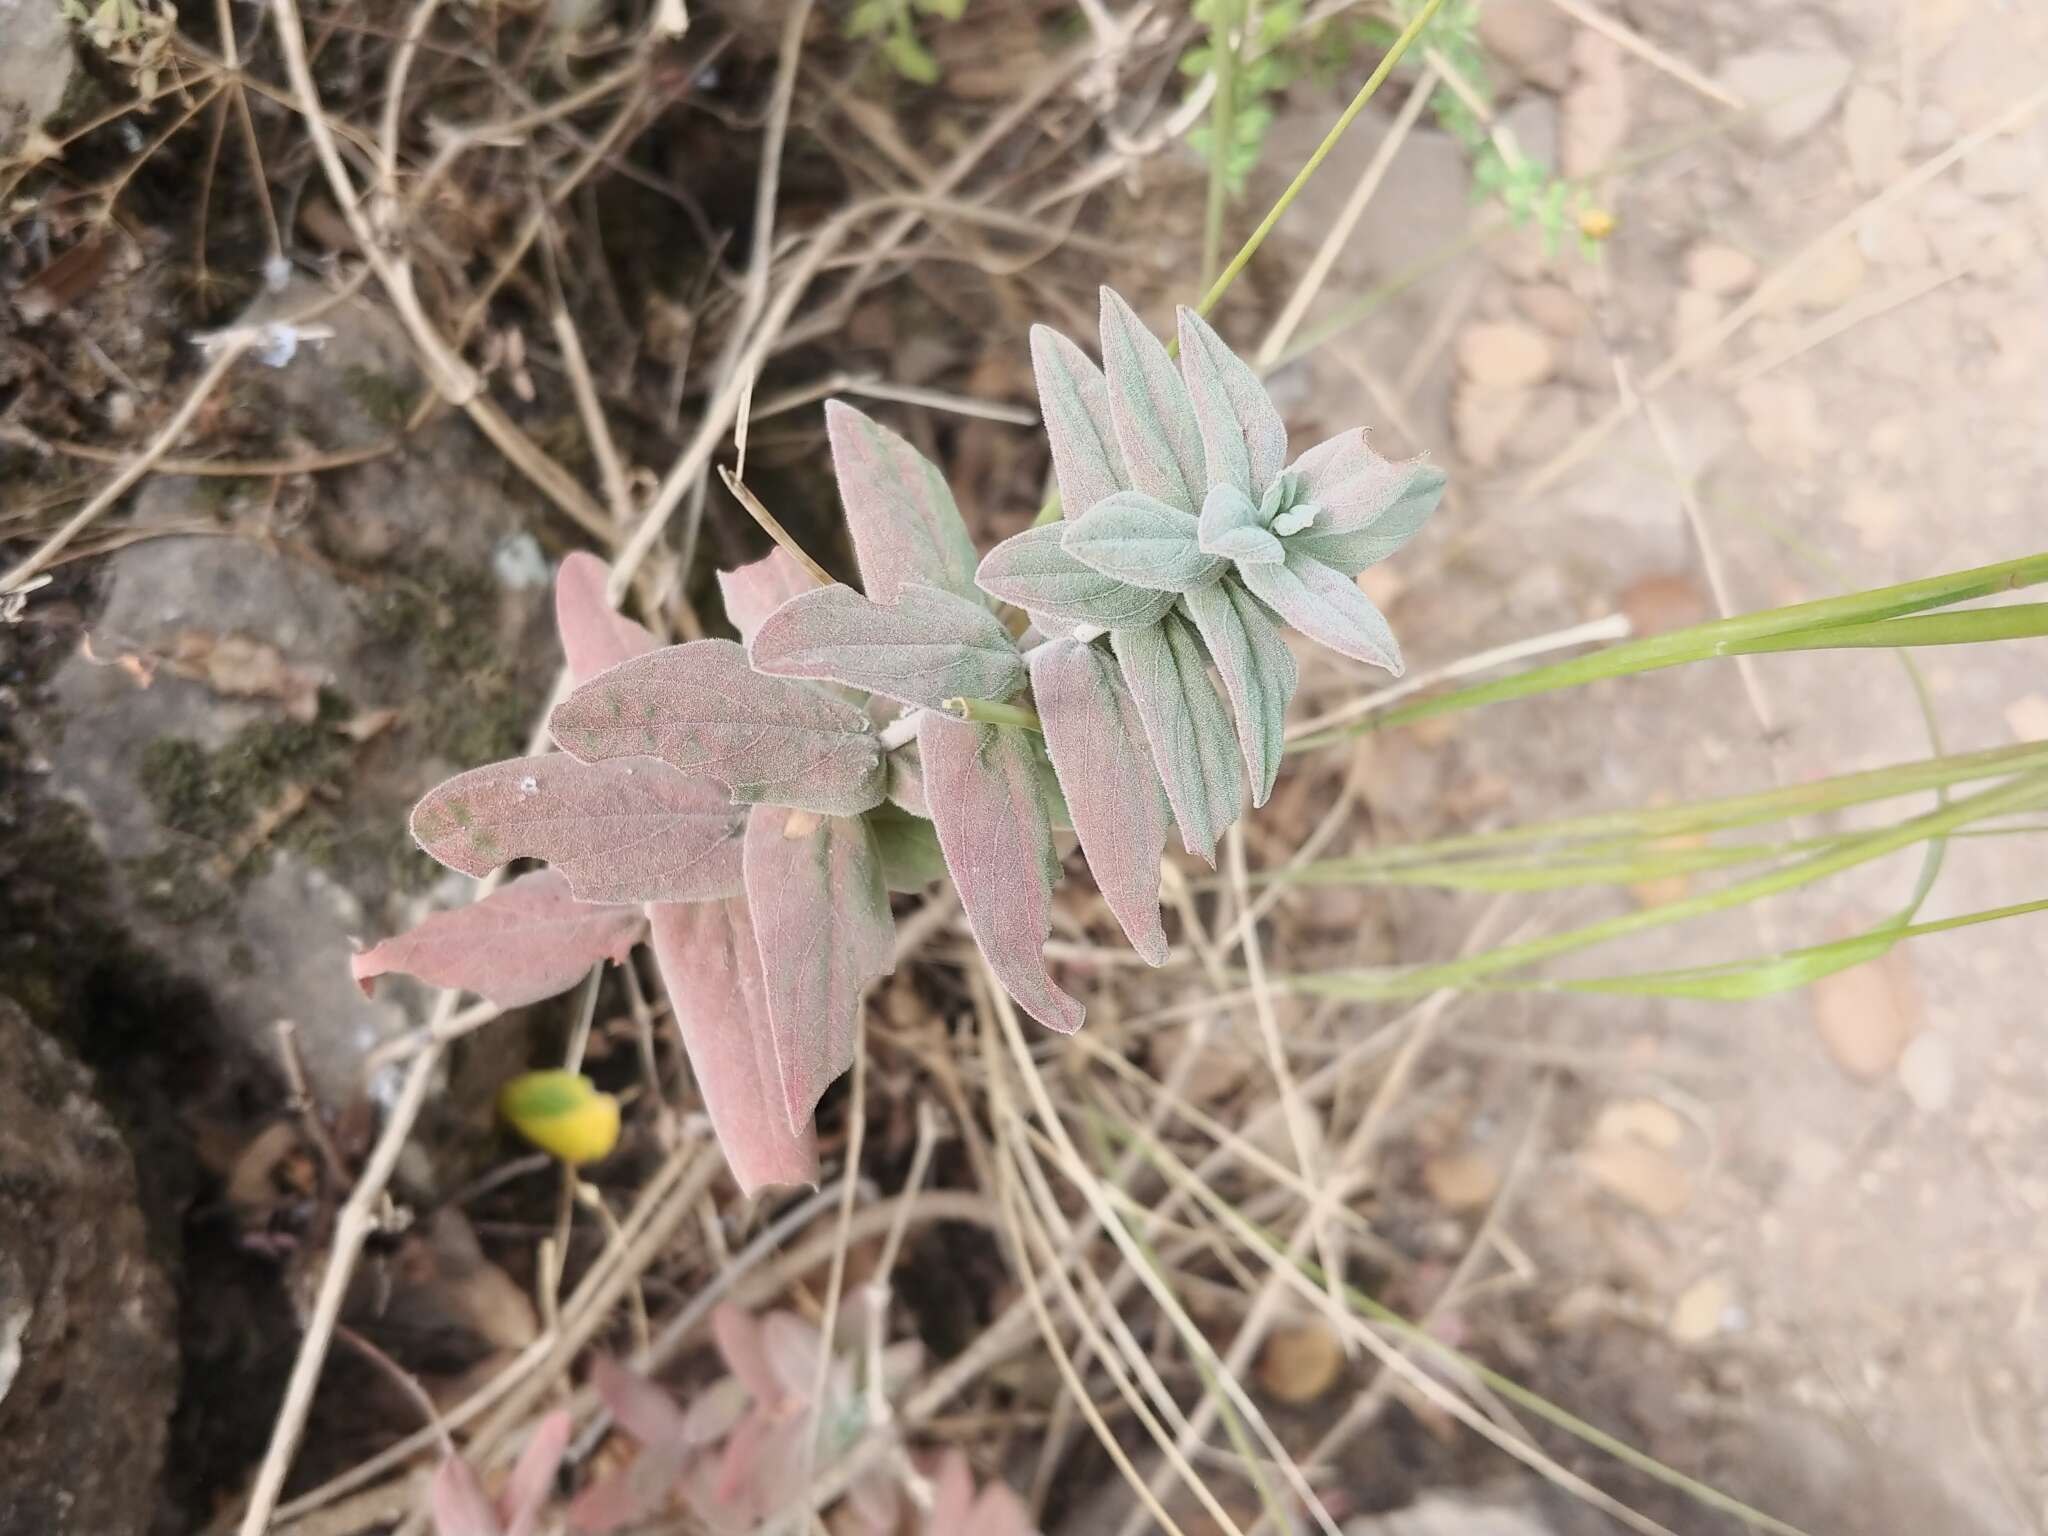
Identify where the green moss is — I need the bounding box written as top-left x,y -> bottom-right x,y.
339,365 -> 417,430
358,551 -> 501,675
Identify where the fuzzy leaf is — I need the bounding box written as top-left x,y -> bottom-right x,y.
975,525 -> 1180,631
927,1451 -> 976,1534
1197,482 -> 1281,561
969,1482 -> 1037,1536
1030,324 -> 1126,517
1286,430 -> 1445,575
1098,287 -> 1206,513
411,755 -> 746,904
648,897 -> 820,1195
748,582 -> 1024,710
718,547 -> 817,646
502,1410 -> 572,1536
350,869 -> 642,1009
1062,491 -> 1226,593
499,1070 -> 621,1166
431,1455 -> 502,1536
917,711 -> 1083,1033
557,551 -> 661,687
1110,616 -> 1244,864
1029,639 -> 1171,964
567,1366 -> 691,1534
742,804 -> 895,1130
712,1303 -> 783,1405
1239,549 -> 1405,673
825,400 -> 982,606
866,802 -> 947,891
1182,579 -> 1298,806
550,640 -> 886,818
1177,305 -> 1287,497
884,740 -> 928,817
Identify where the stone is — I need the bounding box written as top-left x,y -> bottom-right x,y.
1456,321 -> 1556,388
2005,693 -> 2048,743
1476,0 -> 1574,94
1423,1149 -> 1502,1211
1670,287 -> 1725,352
1779,239 -> 1868,312
1500,94 -> 1560,176
1897,1032 -> 1956,1114
1738,376 -> 1828,468
1810,946 -> 1921,1080
0,0 -> 74,158
1685,243 -> 1759,296
1717,46 -> 1854,150
1561,32 -> 1630,179
1257,1321 -> 1344,1404
1583,1138 -> 1693,1217
1513,282 -> 1587,338
0,1000 -> 178,1536
1452,383 -> 1536,470
1842,86 -> 1905,190
1345,1491 -> 1558,1535
1669,1274 -> 1736,1344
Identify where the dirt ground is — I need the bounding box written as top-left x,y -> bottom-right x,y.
3,0 -> 2046,1532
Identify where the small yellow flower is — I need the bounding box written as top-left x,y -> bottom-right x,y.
1578,206 -> 1617,243
498,1070 -> 621,1166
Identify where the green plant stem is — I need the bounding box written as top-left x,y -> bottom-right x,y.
944,696 -> 1043,731
1284,769 -> 2048,1000
1200,3 -> 1239,287
1299,553 -> 2048,743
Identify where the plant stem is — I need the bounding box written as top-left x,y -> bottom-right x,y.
945,696 -> 1044,731
715,462 -> 833,587
1199,1 -> 1240,287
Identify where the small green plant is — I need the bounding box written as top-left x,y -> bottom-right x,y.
1182,0 -> 1310,197
845,0 -> 968,86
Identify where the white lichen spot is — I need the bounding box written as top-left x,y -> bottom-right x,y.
518,775 -> 539,795
492,531 -> 549,590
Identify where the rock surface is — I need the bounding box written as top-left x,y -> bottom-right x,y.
0,0 -> 73,157
0,998 -> 178,1536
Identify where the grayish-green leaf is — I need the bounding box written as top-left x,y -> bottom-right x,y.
748,581 -> 1024,709
550,639 -> 887,817
1063,491 -> 1226,593
1181,580 -> 1298,807
1110,615 -> 1243,864
1198,483 -> 1282,564
1031,324 -> 1126,517
1239,550 -> 1405,674
1030,639 -> 1171,963
1286,429 -> 1446,576
918,711 -> 1084,1033
865,801 -> 947,891
1177,305 -> 1287,497
975,526 -> 1180,631
1098,287 -> 1206,513
825,399 -> 983,606
884,738 -> 928,817
1269,503 -> 1320,538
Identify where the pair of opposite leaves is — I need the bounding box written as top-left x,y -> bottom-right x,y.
359,289 -> 1441,1193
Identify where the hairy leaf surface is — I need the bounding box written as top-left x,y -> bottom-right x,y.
1110,615 -> 1243,864
748,582 -> 1024,709
1030,639 -> 1171,964
550,640 -> 886,817
1177,306 -> 1287,496
1031,324 -> 1126,517
350,868 -> 642,1009
1239,550 -> 1405,673
742,804 -> 895,1129
648,897 -> 820,1194
866,802 -> 946,890
1098,287 -> 1206,513
556,551 -> 662,687
825,400 -> 982,606
717,547 -> 816,646
1182,579 -> 1298,806
975,526 -> 1180,630
1062,491 -> 1226,593
918,711 -> 1083,1033
1286,430 -> 1445,575
411,754 -> 746,903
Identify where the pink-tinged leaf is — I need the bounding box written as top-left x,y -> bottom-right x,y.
1109,615 -> 1243,865
1030,324 -> 1126,517
680,1378 -> 750,1447
1098,287 -> 1205,514
1285,430 -> 1446,576
712,1304 -> 782,1403
972,1480 -> 1038,1536
885,741 -> 928,817
551,640 -> 886,818
759,1310 -> 827,1403
974,525 -> 1180,632
350,869 -> 642,1009
411,755 -> 745,904
648,898 -> 820,1195
926,1449 -> 977,1533
749,582 -> 1024,711
824,400 -> 982,607
1177,306 -> 1287,498
501,1409 -> 572,1536
1181,578 -> 1298,807
557,551 -> 661,687
717,547 -> 817,646
1237,550 -> 1404,674
712,1411 -> 772,1508
431,1454 -> 502,1536
743,804 -> 895,1130
847,1463 -> 903,1535
917,711 -> 1083,1034
1029,640 -> 1170,965
591,1356 -> 693,1448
